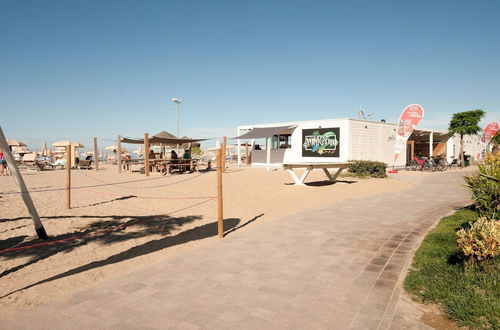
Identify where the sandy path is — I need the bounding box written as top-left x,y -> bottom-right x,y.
0,165 -> 412,317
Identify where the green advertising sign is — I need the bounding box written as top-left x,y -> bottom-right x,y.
302,128 -> 340,157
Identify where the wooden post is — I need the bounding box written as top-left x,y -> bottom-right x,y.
117,135 -> 122,174
216,148 -> 224,239
66,144 -> 71,209
245,143 -> 250,165
410,140 -> 415,161
222,136 -> 227,172
144,133 -> 150,176
93,137 -> 99,171
266,137 -> 271,172
0,126 -> 48,239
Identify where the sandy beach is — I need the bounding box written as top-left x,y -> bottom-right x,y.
0,165 -> 415,317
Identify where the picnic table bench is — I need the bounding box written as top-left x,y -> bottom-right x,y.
150,159 -> 212,175
283,163 -> 350,186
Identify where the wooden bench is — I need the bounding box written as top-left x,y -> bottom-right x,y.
283,163 -> 350,186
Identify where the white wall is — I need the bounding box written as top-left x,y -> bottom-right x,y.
349,119 -> 406,166
452,133 -> 481,161
446,138 -> 455,163
283,119 -> 350,163
348,120 -> 402,166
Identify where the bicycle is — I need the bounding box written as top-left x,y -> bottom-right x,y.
432,156 -> 448,171
410,156 -> 438,171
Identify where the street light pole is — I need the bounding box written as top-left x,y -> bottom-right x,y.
172,98 -> 182,153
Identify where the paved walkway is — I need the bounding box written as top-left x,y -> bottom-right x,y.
3,171 -> 471,329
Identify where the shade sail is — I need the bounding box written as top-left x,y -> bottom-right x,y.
234,125 -> 297,140
121,136 -> 208,145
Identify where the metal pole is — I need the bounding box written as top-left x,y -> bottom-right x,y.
177,102 -> 180,139
176,102 -> 180,153
0,126 -> 48,239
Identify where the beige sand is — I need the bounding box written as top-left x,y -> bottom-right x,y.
0,165 -> 412,317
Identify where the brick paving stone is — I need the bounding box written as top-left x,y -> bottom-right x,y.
2,170 -> 471,329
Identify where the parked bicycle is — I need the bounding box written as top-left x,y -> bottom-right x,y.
407,156 -> 447,171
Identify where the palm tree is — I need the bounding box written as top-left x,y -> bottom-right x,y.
448,110 -> 486,167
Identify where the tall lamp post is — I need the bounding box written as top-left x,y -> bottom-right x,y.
172,98 -> 182,153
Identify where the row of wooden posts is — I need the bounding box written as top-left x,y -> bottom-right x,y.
0,126 -> 228,240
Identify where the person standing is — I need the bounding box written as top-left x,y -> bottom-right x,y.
0,149 -> 7,175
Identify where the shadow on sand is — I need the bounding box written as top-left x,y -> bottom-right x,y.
284,179 -> 357,186
0,212 -> 264,298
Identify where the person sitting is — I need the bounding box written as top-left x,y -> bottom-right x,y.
170,150 -> 178,161
182,149 -> 191,171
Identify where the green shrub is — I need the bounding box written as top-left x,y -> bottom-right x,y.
348,160 -> 387,178
404,209 -> 500,328
485,152 -> 500,166
457,217 -> 500,262
464,163 -> 500,219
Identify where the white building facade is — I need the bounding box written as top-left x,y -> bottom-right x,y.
236,118 -> 479,168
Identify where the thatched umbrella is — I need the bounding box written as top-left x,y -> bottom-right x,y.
41,142 -> 48,157
6,139 -> 27,147
52,141 -> 85,166
52,141 -> 85,148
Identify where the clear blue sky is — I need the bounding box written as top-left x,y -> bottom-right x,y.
1,0 -> 499,149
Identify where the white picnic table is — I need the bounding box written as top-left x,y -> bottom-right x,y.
283,163 -> 350,186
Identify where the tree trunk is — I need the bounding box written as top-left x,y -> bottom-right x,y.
459,134 -> 464,168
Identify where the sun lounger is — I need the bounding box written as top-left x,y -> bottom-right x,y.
52,159 -> 66,169
22,153 -> 39,171
35,160 -> 55,171
78,159 -> 92,170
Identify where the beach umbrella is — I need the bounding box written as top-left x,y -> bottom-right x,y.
154,131 -> 177,139
41,142 -> 48,157
105,145 -> 128,153
6,139 -> 27,147
52,141 -> 85,148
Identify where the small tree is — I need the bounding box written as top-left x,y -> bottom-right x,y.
448,110 -> 486,167
492,132 -> 500,155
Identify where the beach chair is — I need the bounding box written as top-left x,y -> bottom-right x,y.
78,159 -> 92,170
52,158 -> 66,169
22,153 -> 39,171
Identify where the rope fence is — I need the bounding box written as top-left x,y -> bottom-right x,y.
1,134 -> 227,254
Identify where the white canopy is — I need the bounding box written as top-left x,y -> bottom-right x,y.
234,125 -> 297,140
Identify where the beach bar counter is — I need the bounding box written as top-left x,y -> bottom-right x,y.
236,118 -> 462,170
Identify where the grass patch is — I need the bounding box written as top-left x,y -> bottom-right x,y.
404,208 -> 500,329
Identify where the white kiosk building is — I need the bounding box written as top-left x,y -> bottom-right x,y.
236,118 -> 468,169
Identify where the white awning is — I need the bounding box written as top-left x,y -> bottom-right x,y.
234,125 -> 297,139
